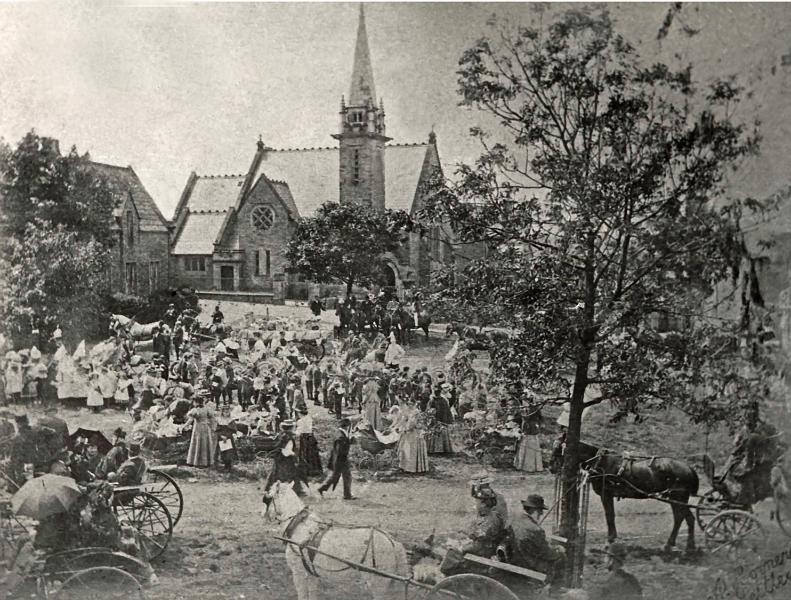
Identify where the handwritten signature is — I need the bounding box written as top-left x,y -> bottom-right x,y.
707,543 -> 791,600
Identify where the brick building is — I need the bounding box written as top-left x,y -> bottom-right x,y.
170,6 -> 452,299
88,162 -> 171,296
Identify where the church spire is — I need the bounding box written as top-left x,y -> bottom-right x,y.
348,4 -> 377,106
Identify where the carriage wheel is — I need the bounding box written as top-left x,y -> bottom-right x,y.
115,492 -> 173,561
146,469 -> 184,526
52,566 -> 146,600
44,548 -> 152,583
425,574 -> 521,600
774,496 -> 791,538
703,510 -> 765,560
694,488 -> 728,531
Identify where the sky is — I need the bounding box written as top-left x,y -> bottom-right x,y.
1,2 -> 790,219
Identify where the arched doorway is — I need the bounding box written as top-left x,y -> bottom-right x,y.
383,263 -> 397,288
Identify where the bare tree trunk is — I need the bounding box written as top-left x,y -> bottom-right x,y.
346,279 -> 354,297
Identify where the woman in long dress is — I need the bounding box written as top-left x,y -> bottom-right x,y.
384,332 -> 405,366
397,399 -> 429,473
514,402 -> 543,472
295,406 -> 322,477
426,386 -> 454,454
265,420 -> 307,495
186,396 -> 217,467
362,377 -> 382,430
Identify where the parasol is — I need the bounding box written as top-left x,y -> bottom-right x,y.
69,428 -> 113,455
11,474 -> 83,520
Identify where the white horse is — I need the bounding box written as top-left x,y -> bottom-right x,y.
262,481 -> 410,600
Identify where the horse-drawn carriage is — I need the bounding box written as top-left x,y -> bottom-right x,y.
1,467 -> 182,599
264,481 -> 535,600
549,422 -> 790,561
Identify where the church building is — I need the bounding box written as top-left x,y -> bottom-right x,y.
170,6 -> 450,300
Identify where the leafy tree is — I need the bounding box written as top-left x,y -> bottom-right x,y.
0,223 -> 111,348
421,7 -> 770,583
0,131 -> 118,345
286,201 -> 412,296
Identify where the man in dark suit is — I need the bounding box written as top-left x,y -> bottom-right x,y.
317,418 -> 356,500
112,443 -> 148,486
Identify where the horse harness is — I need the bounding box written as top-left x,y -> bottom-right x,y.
283,508 -> 394,578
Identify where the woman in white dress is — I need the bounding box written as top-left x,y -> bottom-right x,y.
384,332 -> 405,366
86,371 -> 104,412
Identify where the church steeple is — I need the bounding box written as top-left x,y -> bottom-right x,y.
349,4 -> 377,106
334,3 -> 389,212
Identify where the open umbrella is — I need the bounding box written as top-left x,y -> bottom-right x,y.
68,427 -> 113,455
11,474 -> 82,520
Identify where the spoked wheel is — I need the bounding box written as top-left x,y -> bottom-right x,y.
145,469 -> 184,526
703,509 -> 765,560
53,566 -> 146,600
774,496 -> 791,538
426,574 -> 521,600
44,548 -> 152,583
115,491 -> 173,561
695,488 -> 729,531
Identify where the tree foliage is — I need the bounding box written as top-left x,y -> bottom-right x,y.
0,131 -> 118,346
286,201 -> 413,295
419,6 -> 771,580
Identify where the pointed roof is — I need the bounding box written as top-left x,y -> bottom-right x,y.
86,161 -> 169,232
348,4 -> 377,106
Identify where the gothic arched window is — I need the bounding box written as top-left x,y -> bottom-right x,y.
251,206 -> 275,231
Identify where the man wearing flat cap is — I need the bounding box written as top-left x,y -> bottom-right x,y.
505,494 -> 565,580
588,542 -> 642,600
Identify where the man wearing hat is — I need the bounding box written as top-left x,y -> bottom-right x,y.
588,542 -> 643,600
318,417 -> 356,500
505,494 -> 565,581
37,404 -> 69,450
164,303 -> 178,329
7,414 -> 35,490
112,442 -> 148,487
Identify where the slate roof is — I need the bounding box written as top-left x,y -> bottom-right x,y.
252,147 -> 339,218
270,180 -> 300,218
171,211 -> 228,255
250,143 -> 431,218
185,175 -> 246,212
87,162 -> 169,232
384,144 -> 433,214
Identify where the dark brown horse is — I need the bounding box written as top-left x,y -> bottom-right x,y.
551,441 -> 699,552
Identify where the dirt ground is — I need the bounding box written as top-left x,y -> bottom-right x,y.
10,305 -> 791,599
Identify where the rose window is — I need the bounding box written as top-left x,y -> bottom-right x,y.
251,206 -> 275,231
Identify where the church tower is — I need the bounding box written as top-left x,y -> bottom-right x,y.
334,4 -> 390,212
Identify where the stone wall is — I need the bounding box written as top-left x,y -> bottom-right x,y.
224,179 -> 296,291
110,204 -> 170,296
339,135 -> 386,211
171,254 -> 214,290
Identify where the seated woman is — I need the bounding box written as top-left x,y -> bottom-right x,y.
440,487 -> 508,576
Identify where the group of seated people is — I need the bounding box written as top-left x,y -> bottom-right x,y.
439,474 -> 566,593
